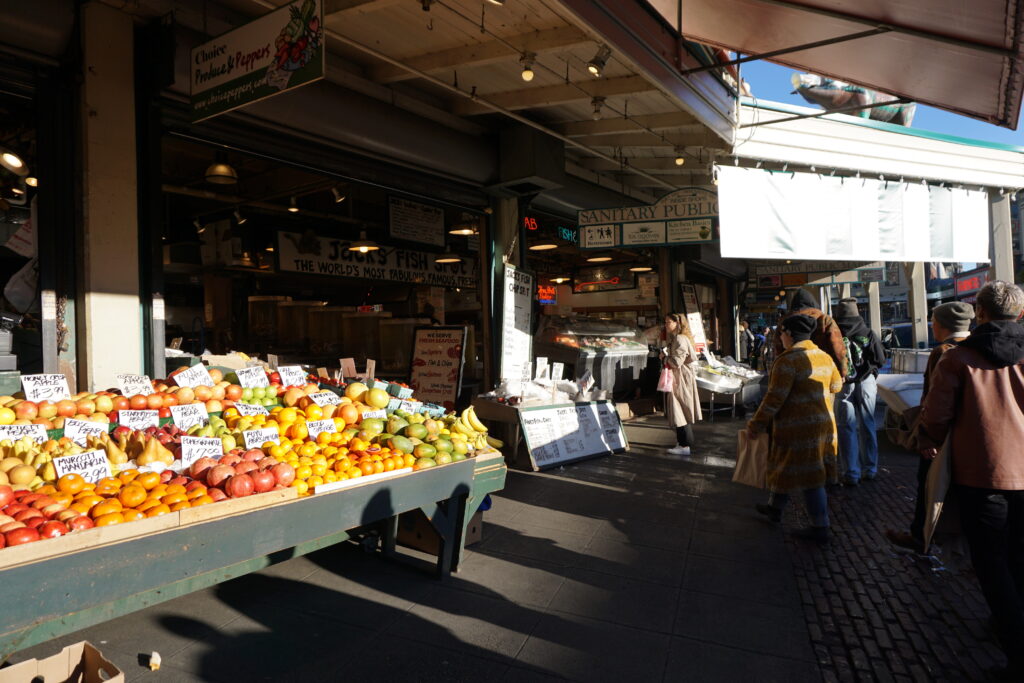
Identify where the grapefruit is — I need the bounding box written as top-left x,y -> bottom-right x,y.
345,382 -> 368,402
365,388 -> 389,409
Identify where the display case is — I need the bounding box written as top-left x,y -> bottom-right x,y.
534,316 -> 650,394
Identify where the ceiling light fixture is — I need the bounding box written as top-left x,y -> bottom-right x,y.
674,148 -> 685,166
331,186 -> 346,203
24,176 -> 37,187
348,231 -> 379,253
591,96 -> 606,121
586,255 -> 612,263
629,266 -> 652,272
520,52 -> 536,82
193,218 -> 206,234
204,151 -> 238,185
233,209 -> 247,225
449,213 -> 479,235
485,0 -> 504,5
551,277 -> 571,284
435,247 -> 463,264
586,45 -> 612,77
288,196 -> 299,213
265,246 -> 275,252
528,243 -> 558,251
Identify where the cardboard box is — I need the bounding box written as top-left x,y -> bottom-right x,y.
0,641 -> 124,683
397,509 -> 483,555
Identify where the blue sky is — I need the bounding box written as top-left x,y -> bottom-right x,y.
740,61 -> 1024,148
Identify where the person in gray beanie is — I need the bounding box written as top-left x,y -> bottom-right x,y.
832,298 -> 886,485
886,301 -> 974,553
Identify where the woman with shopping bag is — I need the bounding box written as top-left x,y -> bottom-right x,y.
746,314 -> 844,544
661,313 -> 702,456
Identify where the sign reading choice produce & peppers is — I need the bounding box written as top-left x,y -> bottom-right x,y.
190,0 -> 324,122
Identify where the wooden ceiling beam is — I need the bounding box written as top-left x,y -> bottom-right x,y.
575,157 -> 709,172
369,26 -> 590,84
324,0 -> 405,17
570,131 -> 723,148
554,111 -> 699,136
453,75 -> 653,116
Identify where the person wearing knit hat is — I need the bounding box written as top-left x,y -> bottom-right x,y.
747,312 -> 845,544
832,298 -> 887,487
885,300 -> 974,554
771,289 -> 849,379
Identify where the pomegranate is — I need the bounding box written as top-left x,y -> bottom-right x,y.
207,487 -> 227,502
38,521 -> 68,538
250,470 -> 275,493
67,516 -> 95,531
258,457 -> 279,471
206,465 -> 235,488
270,463 -> 296,487
190,457 -> 218,481
220,453 -> 242,466
233,461 -> 259,476
242,449 -> 264,462
224,474 -> 254,498
167,476 -> 188,487
5,527 -> 39,545
0,485 -> 13,507
185,479 -> 207,492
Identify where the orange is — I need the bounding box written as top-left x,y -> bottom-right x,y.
164,484 -> 187,496
310,464 -> 327,477
57,473 -> 86,495
148,484 -> 169,498
269,444 -> 287,459
372,460 -> 385,475
190,494 -> 214,507
304,404 -> 323,421
287,423 -> 308,441
51,492 -> 73,507
36,484 -> 58,496
122,509 -> 145,522
94,511 -> 124,526
145,504 -> 171,517
94,482 -> 121,497
403,454 -> 416,468
383,457 -> 396,472
118,469 -> 140,485
347,466 -> 363,479
118,485 -> 147,508
292,479 -> 309,496
136,471 -> 161,490
90,499 -> 123,519
277,407 -> 298,424
169,501 -> 191,512
186,487 -> 208,501
339,405 -> 359,425
299,442 -> 318,458
161,493 -> 188,506
136,498 -> 161,512
359,461 -> 375,476
294,465 -> 312,481
75,494 -> 104,509
306,475 -> 324,488
69,501 -> 94,515
316,431 -> 332,445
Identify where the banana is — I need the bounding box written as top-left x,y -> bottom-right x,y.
465,406 -> 488,433
486,435 -> 504,448
452,419 -> 475,437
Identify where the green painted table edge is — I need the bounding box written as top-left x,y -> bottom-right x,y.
0,459 -> 479,662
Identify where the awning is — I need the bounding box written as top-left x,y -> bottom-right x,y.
646,0 -> 1024,129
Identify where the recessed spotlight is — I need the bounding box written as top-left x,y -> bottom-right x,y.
288,196 -> 299,213
586,45 -> 611,77
587,255 -> 612,263
331,186 -> 346,203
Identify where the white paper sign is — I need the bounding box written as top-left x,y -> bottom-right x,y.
53,449 -> 111,484
309,391 -> 341,406
535,357 -> 549,380
173,364 -> 214,388
500,265 -> 534,382
306,418 -> 337,441
339,358 -> 356,378
234,402 -> 269,416
62,419 -> 109,447
578,370 -> 595,392
243,427 -> 280,449
21,374 -> 71,402
235,366 -> 269,388
180,435 -> 223,470
551,362 -> 564,381
0,423 -> 48,443
116,374 -> 152,398
277,365 -> 306,388
170,403 -> 210,430
118,410 -> 159,430
361,409 -> 386,420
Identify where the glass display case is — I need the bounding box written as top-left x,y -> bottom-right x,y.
534,316 -> 650,393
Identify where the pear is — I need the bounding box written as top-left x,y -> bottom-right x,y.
104,436 -> 128,465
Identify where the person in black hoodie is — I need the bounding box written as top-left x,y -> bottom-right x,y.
831,298 -> 887,484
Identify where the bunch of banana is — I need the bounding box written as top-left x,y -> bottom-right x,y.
450,406 -> 504,452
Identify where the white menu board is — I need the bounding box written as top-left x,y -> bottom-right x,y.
388,196 -> 445,246
409,326 -> 465,410
500,264 -> 534,382
518,401 -> 628,471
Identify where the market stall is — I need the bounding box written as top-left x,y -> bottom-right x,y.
533,316 -> 649,397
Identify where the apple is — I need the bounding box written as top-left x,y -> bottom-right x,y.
67,515 -> 94,531
159,470 -> 174,483
75,398 -> 96,415
23,516 -> 46,529
14,401 -> 38,420
38,520 -> 68,538
94,395 -> 114,414
37,401 -> 58,419
205,399 -> 223,414
56,509 -> 80,523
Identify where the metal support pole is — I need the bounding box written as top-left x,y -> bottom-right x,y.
988,190 -> 1015,283
867,282 -> 882,336
906,263 -> 928,348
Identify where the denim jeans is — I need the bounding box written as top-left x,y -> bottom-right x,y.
835,373 -> 878,481
769,487 -> 830,527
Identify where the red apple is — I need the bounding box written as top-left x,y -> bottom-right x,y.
159,470 -> 174,483
14,401 -> 38,420
37,401 -> 58,419
23,516 -> 46,529
67,515 -> 94,531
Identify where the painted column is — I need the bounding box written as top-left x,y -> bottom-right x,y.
867,282 -> 882,336
989,190 -> 1015,283
77,2 -> 143,390
906,263 -> 928,348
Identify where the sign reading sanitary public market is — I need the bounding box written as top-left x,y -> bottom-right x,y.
577,187 -> 718,249
276,231 -> 476,289
190,0 -> 324,122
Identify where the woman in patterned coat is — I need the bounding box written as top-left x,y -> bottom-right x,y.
747,314 -> 843,543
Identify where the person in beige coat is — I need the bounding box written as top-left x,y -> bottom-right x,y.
663,313 -> 703,456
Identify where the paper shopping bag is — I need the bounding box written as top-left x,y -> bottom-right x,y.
732,430 -> 768,488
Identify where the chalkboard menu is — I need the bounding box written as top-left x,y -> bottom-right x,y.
518,401 -> 628,471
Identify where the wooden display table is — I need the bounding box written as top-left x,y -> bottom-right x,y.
0,457 -> 500,662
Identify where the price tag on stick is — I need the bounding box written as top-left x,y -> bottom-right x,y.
63,419 -> 109,447
235,367 -> 269,388
365,359 -> 376,381
306,419 -> 337,441
361,409 -> 387,420
551,362 -> 564,381
180,436 -> 223,470
243,427 -> 280,449
21,374 -> 71,402
339,358 -> 356,379
116,374 -> 152,398
53,450 -> 111,484
0,424 -> 48,443
277,365 -> 306,388
234,402 -> 269,416
117,410 -> 159,430
170,403 -> 210,430
173,364 -> 214,388
308,391 -> 341,407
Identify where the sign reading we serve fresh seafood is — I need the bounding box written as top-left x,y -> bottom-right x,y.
190,0 -> 324,122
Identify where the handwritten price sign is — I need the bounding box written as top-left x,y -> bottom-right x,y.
116,374 -> 152,398
308,391 -> 341,407
0,424 -> 48,443
53,450 -> 111,484
63,419 -> 109,447
173,364 -> 215,388
235,366 -> 269,388
306,419 -> 337,441
170,403 -> 210,430
243,427 -> 280,449
277,365 -> 306,388
361,409 -> 386,420
21,374 -> 71,402
234,402 -> 269,416
117,410 -> 159,430
180,436 -> 223,470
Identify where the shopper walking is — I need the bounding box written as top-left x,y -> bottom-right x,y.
831,298 -> 886,485
885,301 -> 973,552
748,314 -> 844,544
915,281 -> 1024,680
773,289 -> 848,379
663,313 -> 702,456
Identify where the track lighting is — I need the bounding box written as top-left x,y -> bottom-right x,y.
520,52 -> 535,82
331,186 -> 346,203
0,147 -> 27,177
586,45 -> 612,77
288,196 -> 299,213
204,151 -> 238,185
591,96 -> 606,121
194,218 -> 205,234
348,231 -> 379,253
674,148 -> 685,166
233,209 -> 247,225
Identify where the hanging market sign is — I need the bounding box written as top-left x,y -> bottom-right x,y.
190,0 -> 325,122
577,187 -> 718,250
276,231 -> 476,288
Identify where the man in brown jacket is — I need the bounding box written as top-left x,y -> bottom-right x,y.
916,281 -> 1024,680
772,289 -> 848,379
